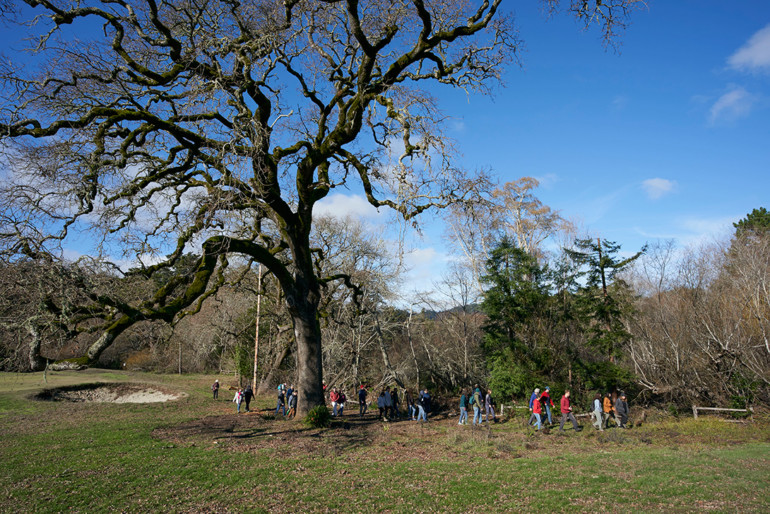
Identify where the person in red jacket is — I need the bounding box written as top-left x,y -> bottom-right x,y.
329,388 -> 340,416
532,391 -> 543,430
559,390 -> 581,432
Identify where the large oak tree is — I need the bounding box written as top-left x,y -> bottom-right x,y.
1,0 -> 638,413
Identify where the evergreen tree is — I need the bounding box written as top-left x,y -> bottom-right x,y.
480,239 -> 550,398
733,207 -> 770,239
564,238 -> 645,361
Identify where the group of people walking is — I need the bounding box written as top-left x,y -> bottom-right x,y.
214,378 -> 630,431
274,383 -> 298,418
458,385 -> 496,425
228,384 -> 256,413
527,387 -> 630,431
590,391 -> 629,430
326,385 -> 433,422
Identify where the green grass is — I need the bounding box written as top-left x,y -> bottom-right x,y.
1,370 -> 769,513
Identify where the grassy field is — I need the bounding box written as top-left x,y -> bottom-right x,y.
1,370 -> 768,513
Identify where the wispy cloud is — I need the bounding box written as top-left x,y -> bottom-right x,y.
450,119 -> 466,133
611,95 -> 628,111
676,215 -> 739,246
314,193 -> 384,220
728,23 -> 770,73
580,184 -> 633,224
709,85 -> 755,124
533,173 -> 559,189
401,247 -> 450,295
641,178 -> 677,200
633,214 -> 739,248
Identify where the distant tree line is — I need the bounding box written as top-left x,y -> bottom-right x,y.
2,184 -> 766,408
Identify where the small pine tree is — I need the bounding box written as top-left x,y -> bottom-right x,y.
564,237 -> 645,361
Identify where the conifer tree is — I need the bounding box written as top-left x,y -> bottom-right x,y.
565,238 -> 645,361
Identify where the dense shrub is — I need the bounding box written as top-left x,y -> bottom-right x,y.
304,405 -> 331,428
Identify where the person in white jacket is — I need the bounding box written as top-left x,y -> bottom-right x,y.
592,392 -> 603,431
233,388 -> 243,413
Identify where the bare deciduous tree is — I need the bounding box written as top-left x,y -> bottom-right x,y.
1,0 -> 641,412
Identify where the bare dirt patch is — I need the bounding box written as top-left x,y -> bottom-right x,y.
153,409 -> 539,462
34,382 -> 183,403
152,406 -> 770,465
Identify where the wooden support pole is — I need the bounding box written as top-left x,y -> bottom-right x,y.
252,264 -> 263,393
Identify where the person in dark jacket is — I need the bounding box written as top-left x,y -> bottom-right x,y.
458,390 -> 469,425
243,384 -> 254,412
377,390 -> 387,421
275,387 -> 286,416
212,380 -> 220,399
337,390 -> 347,416
391,387 -> 400,419
286,391 -> 297,418
615,392 -> 629,428
540,386 -> 554,425
420,389 -> 431,419
358,385 -> 368,417
405,389 -> 416,420
485,389 -> 496,422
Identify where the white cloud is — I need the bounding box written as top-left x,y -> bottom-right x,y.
679,215 -> 737,236
404,247 -> 442,268
728,23 -> 770,72
533,173 -> 559,189
709,85 -> 755,124
398,247 -> 451,296
676,215 -> 739,247
641,178 -> 677,200
314,193 -> 384,220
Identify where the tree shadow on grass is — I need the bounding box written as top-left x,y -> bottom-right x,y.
153,409 -> 453,456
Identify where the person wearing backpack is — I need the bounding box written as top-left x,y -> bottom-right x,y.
275,387 -> 286,416
286,391 -> 297,418
458,390 -> 469,425
472,385 -> 483,425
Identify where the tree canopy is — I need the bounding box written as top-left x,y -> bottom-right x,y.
0,0 -> 642,413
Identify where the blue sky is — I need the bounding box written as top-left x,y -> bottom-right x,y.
317,0 -> 770,296
2,1 -> 768,299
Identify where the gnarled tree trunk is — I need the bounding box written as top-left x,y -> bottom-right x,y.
25,322 -> 46,372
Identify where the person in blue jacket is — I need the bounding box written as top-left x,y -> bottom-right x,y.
528,388 -> 540,426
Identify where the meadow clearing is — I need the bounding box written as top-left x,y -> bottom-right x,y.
1,370 -> 768,513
